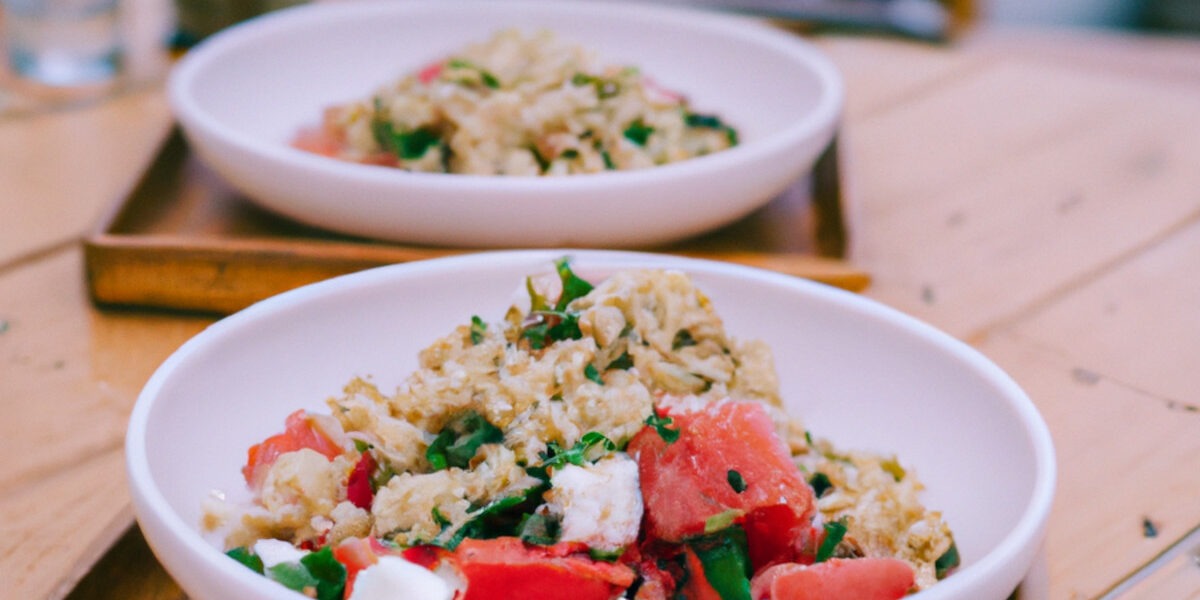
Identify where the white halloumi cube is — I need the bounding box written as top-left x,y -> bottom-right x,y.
545,453 -> 642,552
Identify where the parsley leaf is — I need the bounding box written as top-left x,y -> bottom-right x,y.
447,59 -> 500,89
588,547 -> 625,562
623,119 -> 654,146
585,363 -> 604,385
935,541 -> 960,579
426,411 -> 503,471
469,315 -> 487,345
442,483 -> 549,550
226,547 -> 263,574
607,351 -> 634,371
553,257 -> 594,310
685,112 -> 738,146
672,329 -> 697,350
644,413 -> 680,444
370,104 -> 442,161
815,519 -> 848,563
300,547 -> 347,600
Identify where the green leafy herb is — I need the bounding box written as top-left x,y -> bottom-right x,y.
370,101 -> 443,161
553,257 -> 594,310
685,112 -> 738,146
469,315 -> 487,345
226,547 -> 263,574
816,519 -> 848,563
727,470 -> 747,493
808,472 -> 833,498
426,411 -> 504,471
352,439 -> 372,453
521,310 -> 583,350
561,148 -> 580,159
443,483 -> 549,550
599,146 -> 616,170
447,59 -> 500,89
517,512 -> 560,546
300,547 -> 347,600
689,526 -> 753,600
585,363 -> 604,385
704,509 -> 745,534
526,276 -> 551,312
644,413 -> 680,444
267,561 -> 319,594
623,119 -> 654,146
804,430 -> 815,447
588,547 -> 625,562
672,329 -> 697,350
432,506 -> 452,529
529,432 -> 617,480
607,352 -> 634,371
935,541 -> 960,579
571,73 -> 620,98
529,145 -> 550,173
880,456 -> 906,482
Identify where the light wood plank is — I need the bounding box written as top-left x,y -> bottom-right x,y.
979,332 -> 1200,600
0,90 -> 172,268
847,59 -> 1200,339
0,449 -> 131,600
0,247 -> 211,493
813,36 -> 986,121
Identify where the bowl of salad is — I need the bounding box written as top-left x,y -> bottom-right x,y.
167,1 -> 842,247
127,250 -> 1054,600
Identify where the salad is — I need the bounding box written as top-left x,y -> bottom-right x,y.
206,259 -> 959,599
292,30 -> 738,175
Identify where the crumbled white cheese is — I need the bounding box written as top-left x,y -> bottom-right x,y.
252,539 -> 309,569
349,556 -> 454,600
545,454 -> 642,551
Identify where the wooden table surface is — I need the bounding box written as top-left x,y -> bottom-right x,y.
3,26 -> 1200,600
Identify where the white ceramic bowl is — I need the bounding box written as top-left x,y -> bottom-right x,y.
127,250 -> 1055,599
167,1 -> 842,248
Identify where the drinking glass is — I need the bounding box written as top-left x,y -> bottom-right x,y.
2,0 -> 122,88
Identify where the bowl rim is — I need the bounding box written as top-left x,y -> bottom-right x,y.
166,0 -> 845,192
126,249 -> 1055,599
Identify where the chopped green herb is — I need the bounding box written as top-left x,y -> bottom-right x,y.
517,513 -> 561,546
300,547 -> 347,600
426,411 -> 504,471
727,470 -> 747,493
226,547 -> 263,574
607,352 -> 634,371
808,472 -> 833,498
935,541 -> 960,579
443,483 -> 549,550
469,315 -> 487,345
447,59 -> 500,89
529,145 -> 550,173
571,73 -> 620,98
526,276 -> 551,312
530,431 -> 616,480
880,456 -> 906,482
371,118 -> 442,161
584,363 -> 604,385
588,547 -> 625,562
815,519 -> 848,563
352,439 -> 372,453
804,430 -> 815,447
623,119 -> 654,146
599,148 -> 615,170
644,413 -> 680,444
432,506 -> 452,529
672,329 -> 697,350
689,526 -> 752,600
553,257 -> 594,310
267,561 -> 319,594
685,112 -> 738,146
704,509 -> 744,534
521,310 -> 583,350
561,148 -> 580,159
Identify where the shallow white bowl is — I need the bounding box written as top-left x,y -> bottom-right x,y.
127,250 -> 1054,599
167,1 -> 842,247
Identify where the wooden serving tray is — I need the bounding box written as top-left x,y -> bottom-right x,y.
84,128 -> 864,315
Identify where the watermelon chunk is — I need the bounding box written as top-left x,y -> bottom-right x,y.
749,558 -> 915,600
454,537 -> 635,600
627,401 -> 815,544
